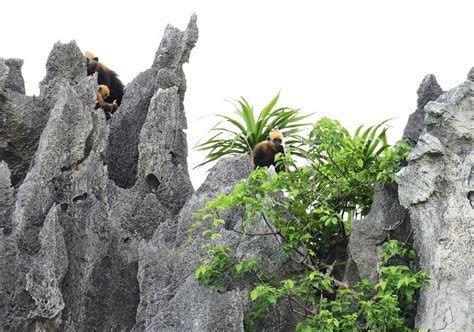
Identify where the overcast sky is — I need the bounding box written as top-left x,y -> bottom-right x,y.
2,0 -> 474,188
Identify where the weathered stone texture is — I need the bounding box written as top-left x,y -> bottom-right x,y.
0,57 -> 49,187
107,14 -> 198,189
0,15 -> 199,331
346,183 -> 411,283
136,154 -> 253,331
1,13 -> 473,332
135,154 -> 297,331
2,58 -> 26,94
403,74 -> 443,147
398,70 -> 474,331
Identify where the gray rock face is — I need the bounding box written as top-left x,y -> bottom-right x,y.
0,161 -> 14,233
2,40 -> 111,330
135,154 -> 297,331
0,161 -> 16,326
136,86 -> 194,214
1,58 -> 26,94
136,154 -> 253,331
106,69 -> 156,189
0,15 -> 199,331
397,70 -> 474,331
1,13 -> 472,332
0,58 -> 49,187
403,74 -> 443,147
346,183 -> 411,283
107,14 -> 198,189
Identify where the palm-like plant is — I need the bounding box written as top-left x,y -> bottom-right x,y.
195,93 -> 313,168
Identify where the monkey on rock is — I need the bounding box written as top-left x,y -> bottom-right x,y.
95,84 -> 117,120
253,129 -> 286,173
84,51 -> 125,107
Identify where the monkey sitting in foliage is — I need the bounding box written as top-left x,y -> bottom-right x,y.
84,51 -> 125,107
253,130 -> 286,173
95,84 -> 117,120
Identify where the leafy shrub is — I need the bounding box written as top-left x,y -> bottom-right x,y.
192,117 -> 426,331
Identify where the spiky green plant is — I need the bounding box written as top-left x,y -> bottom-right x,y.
195,93 -> 313,168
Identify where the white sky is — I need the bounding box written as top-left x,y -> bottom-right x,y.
2,0 -> 474,188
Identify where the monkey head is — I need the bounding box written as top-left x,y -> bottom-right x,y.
269,130 -> 284,154
84,51 -> 94,59
84,51 -> 99,75
270,129 -> 284,146
98,84 -> 110,99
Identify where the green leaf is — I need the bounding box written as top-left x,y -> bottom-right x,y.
235,263 -> 243,274
210,233 -> 222,240
213,218 -> 225,228
267,294 -> 277,304
250,288 -> 261,301
282,279 -> 295,289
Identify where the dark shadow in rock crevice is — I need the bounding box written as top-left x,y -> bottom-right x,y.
106,70 -> 156,189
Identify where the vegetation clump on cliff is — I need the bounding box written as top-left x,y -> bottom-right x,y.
193,115 -> 427,331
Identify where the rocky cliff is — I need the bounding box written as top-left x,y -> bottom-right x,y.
0,14 -> 473,331
0,16 -> 198,330
398,72 -> 474,330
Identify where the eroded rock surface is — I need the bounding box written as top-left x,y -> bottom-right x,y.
107,15 -> 198,190
0,58 -> 49,187
136,154 -> 298,331
1,13 -> 473,331
403,74 -> 443,147
136,154 -> 253,331
346,183 -> 411,283
0,15 -> 198,331
398,70 -> 474,331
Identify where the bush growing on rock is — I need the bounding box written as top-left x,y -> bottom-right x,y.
192,118 -> 426,330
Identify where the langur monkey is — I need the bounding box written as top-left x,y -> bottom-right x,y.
95,84 -> 117,120
84,51 -> 125,107
253,130 -> 286,173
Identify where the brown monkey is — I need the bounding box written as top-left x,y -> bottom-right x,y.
84,51 -> 125,107
95,84 -> 117,120
253,130 -> 286,173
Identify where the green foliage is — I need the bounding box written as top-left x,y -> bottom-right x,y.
307,117 -> 405,217
195,245 -> 231,292
195,93 -> 312,167
192,117 -> 424,330
376,140 -> 412,183
292,241 -> 428,331
381,240 -> 416,263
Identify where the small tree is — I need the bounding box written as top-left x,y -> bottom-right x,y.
194,93 -> 312,168
191,118 -> 424,330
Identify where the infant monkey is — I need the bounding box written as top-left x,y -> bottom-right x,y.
95,84 -> 117,120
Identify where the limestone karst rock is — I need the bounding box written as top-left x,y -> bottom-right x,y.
1,13 -> 473,331
135,154 -> 298,331
0,58 -> 49,187
135,154 -> 253,331
0,15 -> 198,330
346,183 -> 411,283
403,74 -> 443,147
398,70 -> 474,331
107,16 -> 197,191
348,71 -> 473,330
